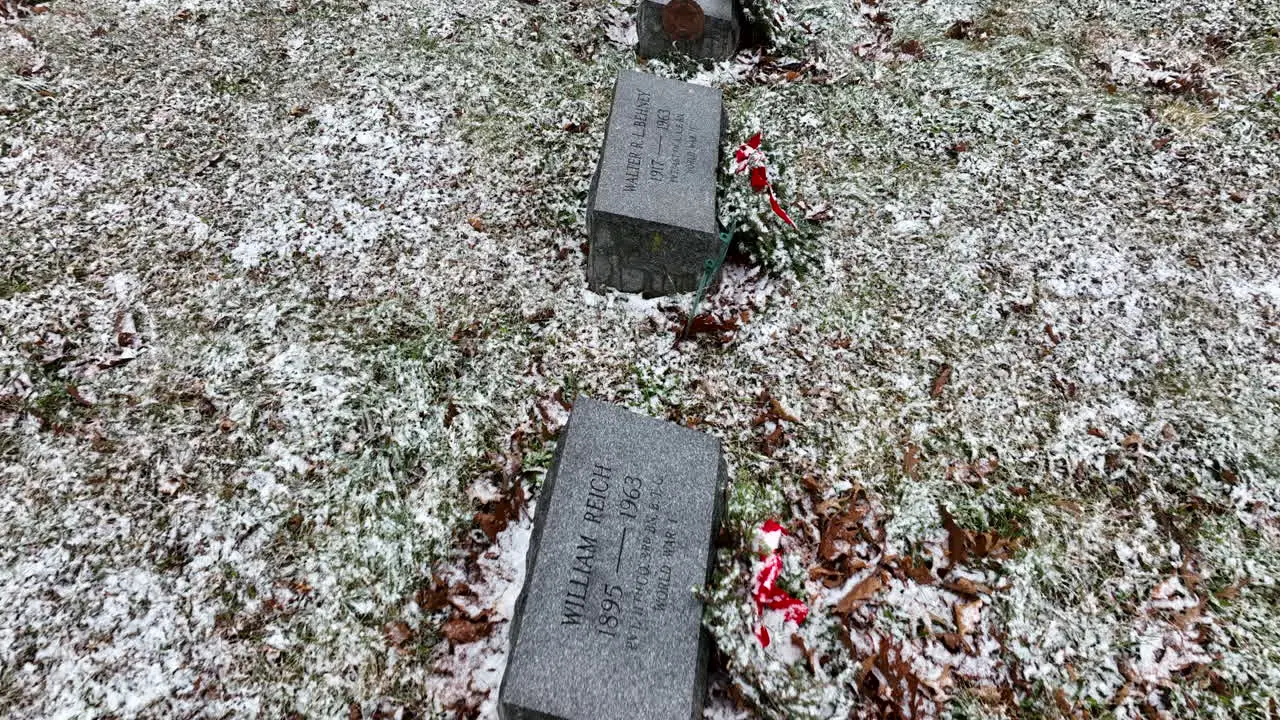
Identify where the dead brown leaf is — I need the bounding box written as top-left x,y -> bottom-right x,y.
953,598 -> 982,635
898,38 -> 925,58
678,311 -> 741,342
972,457 -> 998,479
862,639 -> 935,718
836,572 -> 885,613
938,632 -> 964,652
931,363 -> 952,398
1215,577 -> 1249,601
809,566 -> 846,586
415,576 -> 450,612
902,442 -> 920,478
66,385 -> 95,407
474,477 -> 526,542
944,577 -> 992,597
383,620 -> 413,648
892,555 -> 936,585
1054,688 -> 1074,716
525,307 -> 555,324
442,616 -> 492,645
941,506 -> 1019,567
819,499 -> 868,563
769,395 -> 800,424
801,474 -> 824,497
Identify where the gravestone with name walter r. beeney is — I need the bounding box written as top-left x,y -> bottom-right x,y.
499,397 -> 728,720
586,70 -> 726,298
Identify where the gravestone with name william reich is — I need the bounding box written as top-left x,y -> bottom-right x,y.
636,0 -> 740,61
586,70 -> 724,297
498,397 -> 727,720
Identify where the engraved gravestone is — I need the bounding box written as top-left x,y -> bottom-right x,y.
499,397 -> 727,720
586,70 -> 724,297
636,0 -> 740,60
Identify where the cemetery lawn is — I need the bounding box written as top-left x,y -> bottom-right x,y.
2,0 -> 1277,718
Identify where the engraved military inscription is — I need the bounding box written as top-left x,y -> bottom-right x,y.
559,459 -> 687,652
619,87 -> 703,195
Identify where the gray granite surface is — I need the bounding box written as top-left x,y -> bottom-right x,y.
499,397 -> 727,720
586,70 -> 724,297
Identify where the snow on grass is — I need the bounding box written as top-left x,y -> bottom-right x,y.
2,0 -> 1279,717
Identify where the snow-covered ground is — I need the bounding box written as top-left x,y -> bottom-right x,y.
2,0 -> 1277,717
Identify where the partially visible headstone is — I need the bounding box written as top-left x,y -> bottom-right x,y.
499,397 -> 727,720
586,70 -> 724,297
636,0 -> 740,60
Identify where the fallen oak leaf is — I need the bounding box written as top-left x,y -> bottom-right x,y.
804,202 -> 834,222
769,395 -> 800,424
808,566 -> 846,586
66,384 -> 96,407
447,583 -> 479,615
442,616 -> 492,645
954,598 -> 982,635
943,577 -> 993,597
759,423 -> 785,456
930,363 -> 952,398
1056,690 -> 1076,715
938,632 -> 964,652
677,311 -> 740,341
898,38 -> 925,58
902,442 -> 920,478
973,457 -> 998,478
415,576 -> 451,612
836,572 -> 885,613
941,507 -> 970,566
383,620 -> 414,648
1214,576 -> 1249,601
818,500 -> 868,563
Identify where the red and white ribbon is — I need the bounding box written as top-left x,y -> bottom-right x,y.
733,132 -> 797,229
749,519 -> 809,647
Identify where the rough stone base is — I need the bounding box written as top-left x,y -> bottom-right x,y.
586,208 -> 722,297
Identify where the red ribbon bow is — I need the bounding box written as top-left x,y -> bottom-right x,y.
733,133 -> 797,229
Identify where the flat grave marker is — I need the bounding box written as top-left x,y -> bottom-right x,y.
499,397 -> 727,720
586,70 -> 724,297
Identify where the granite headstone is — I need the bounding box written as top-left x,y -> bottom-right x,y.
636,0 -> 740,61
499,397 -> 727,720
586,70 -> 724,297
